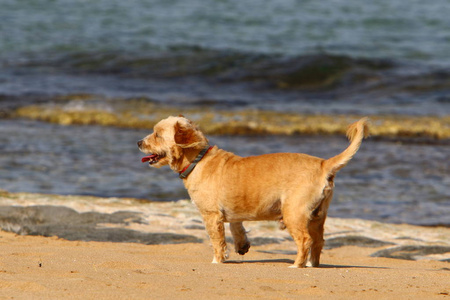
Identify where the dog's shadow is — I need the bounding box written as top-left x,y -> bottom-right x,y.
225,259 -> 388,269
225,258 -> 295,265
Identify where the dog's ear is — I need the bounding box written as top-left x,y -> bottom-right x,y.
174,121 -> 204,148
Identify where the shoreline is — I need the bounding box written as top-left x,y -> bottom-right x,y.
1,191 -> 449,261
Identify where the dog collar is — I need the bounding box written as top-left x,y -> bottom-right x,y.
179,146 -> 213,179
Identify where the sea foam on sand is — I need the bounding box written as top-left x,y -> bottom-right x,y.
0,191 -> 449,262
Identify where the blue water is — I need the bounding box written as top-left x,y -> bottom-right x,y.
0,0 -> 449,226
0,120 -> 448,226
2,0 -> 450,64
1,0 -> 449,115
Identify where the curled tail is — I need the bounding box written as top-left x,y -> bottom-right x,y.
322,117 -> 370,175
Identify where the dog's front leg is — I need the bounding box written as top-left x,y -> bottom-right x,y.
203,212 -> 228,263
230,222 -> 250,255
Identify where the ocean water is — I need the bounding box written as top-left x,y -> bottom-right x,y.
2,0 -> 450,63
0,0 -> 449,226
1,0 -> 450,114
1,120 -> 448,226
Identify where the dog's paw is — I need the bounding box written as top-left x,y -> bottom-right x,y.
307,261 -> 320,267
288,263 -> 307,268
212,256 -> 226,264
237,241 -> 251,255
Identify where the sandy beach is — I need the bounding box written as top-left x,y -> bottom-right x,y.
1,231 -> 449,299
0,192 -> 449,299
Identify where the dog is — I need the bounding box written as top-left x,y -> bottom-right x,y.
138,116 -> 369,268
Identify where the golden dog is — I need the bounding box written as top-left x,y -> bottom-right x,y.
138,116 -> 369,268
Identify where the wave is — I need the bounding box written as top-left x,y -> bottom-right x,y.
11,46 -> 450,93
12,97 -> 450,140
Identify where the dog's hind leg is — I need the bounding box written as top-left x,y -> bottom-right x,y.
203,212 -> 228,263
282,203 -> 312,268
308,215 -> 326,267
287,223 -> 312,268
309,180 -> 333,267
230,222 -> 251,255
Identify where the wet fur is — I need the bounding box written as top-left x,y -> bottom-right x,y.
138,116 -> 369,268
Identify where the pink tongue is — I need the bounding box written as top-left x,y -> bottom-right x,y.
141,154 -> 157,163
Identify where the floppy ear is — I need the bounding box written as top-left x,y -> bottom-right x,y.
174,121 -> 204,148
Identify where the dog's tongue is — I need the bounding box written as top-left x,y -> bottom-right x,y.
141,154 -> 157,163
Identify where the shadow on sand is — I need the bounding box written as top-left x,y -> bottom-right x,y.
225,259 -> 388,269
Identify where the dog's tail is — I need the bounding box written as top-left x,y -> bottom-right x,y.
322,117 -> 369,176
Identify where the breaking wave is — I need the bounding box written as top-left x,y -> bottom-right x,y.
10,47 -> 450,94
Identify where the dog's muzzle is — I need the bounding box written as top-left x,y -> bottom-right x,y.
138,140 -> 166,165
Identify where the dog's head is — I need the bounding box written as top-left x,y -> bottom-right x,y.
137,115 -> 209,172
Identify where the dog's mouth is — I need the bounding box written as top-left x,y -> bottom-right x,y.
141,153 -> 166,165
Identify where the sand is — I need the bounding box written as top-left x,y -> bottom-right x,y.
0,192 -> 449,299
0,230 -> 449,300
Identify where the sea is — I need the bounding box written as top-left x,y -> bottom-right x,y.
0,0 -> 449,226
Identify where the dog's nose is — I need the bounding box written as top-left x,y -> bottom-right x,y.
137,140 -> 143,148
